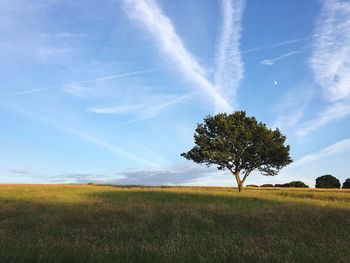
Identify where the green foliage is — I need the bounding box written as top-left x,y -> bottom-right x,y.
315,175 -> 341,189
181,111 -> 292,191
246,184 -> 259,188
275,181 -> 309,188
286,181 -> 309,188
342,178 -> 350,189
261,184 -> 274,187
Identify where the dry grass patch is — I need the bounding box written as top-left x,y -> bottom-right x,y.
0,185 -> 349,262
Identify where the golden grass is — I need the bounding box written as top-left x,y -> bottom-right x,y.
0,184 -> 349,262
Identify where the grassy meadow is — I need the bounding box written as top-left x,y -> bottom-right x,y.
1,184 -> 350,262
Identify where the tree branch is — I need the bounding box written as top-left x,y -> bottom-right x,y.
227,166 -> 241,185
241,170 -> 251,185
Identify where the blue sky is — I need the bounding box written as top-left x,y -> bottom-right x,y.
1,0 -> 350,187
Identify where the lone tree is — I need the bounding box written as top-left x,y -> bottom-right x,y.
315,174 -> 341,188
181,111 -> 292,192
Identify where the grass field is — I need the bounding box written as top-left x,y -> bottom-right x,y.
1,185 -> 350,262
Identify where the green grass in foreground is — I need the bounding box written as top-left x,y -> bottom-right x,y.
0,185 -> 350,262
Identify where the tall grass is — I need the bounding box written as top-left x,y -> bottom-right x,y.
1,185 -> 349,262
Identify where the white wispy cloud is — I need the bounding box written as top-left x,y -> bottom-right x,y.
108,164 -> 225,186
38,32 -> 89,39
2,87 -> 55,97
90,104 -> 143,114
214,0 -> 245,105
66,129 -> 158,167
5,104 -> 159,168
103,92 -> 195,128
92,92 -> 193,115
272,84 -> 314,131
241,36 -> 313,54
297,102 -> 350,137
0,3 -> 84,64
63,69 -> 159,98
260,49 -> 306,66
123,0 -> 232,112
295,0 -> 350,136
291,137 -> 350,168
310,0 -> 350,102
71,69 -> 160,85
36,46 -> 75,63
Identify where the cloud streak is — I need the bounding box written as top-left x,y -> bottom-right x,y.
272,84 -> 314,131
309,0 -> 350,102
71,69 -> 160,85
5,104 -> 159,168
297,103 -> 350,136
92,92 -> 193,114
260,49 -> 306,66
291,137 -> 350,168
63,68 -> 160,97
123,0 -> 232,112
2,87 -> 55,97
214,0 -> 245,105
107,164 -> 223,185
2,164 -> 227,185
296,0 -> 350,136
90,104 -> 143,114
241,36 -> 313,54
67,129 -> 158,167
103,92 -> 195,128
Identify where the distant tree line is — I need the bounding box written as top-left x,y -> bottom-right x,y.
246,181 -> 309,188
253,175 -> 350,189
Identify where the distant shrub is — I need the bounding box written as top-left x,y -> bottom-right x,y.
342,178 -> 350,189
285,181 -> 309,188
246,184 -> 259,188
274,181 -> 309,188
261,184 -> 274,187
315,175 -> 341,189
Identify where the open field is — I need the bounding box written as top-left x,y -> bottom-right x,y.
1,185 -> 350,262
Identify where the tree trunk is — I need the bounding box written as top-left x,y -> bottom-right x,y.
238,182 -> 243,192
232,170 -> 243,192
228,167 -> 244,192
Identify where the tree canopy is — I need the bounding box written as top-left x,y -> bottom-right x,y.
343,178 -> 350,189
315,175 -> 341,189
181,111 -> 292,191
